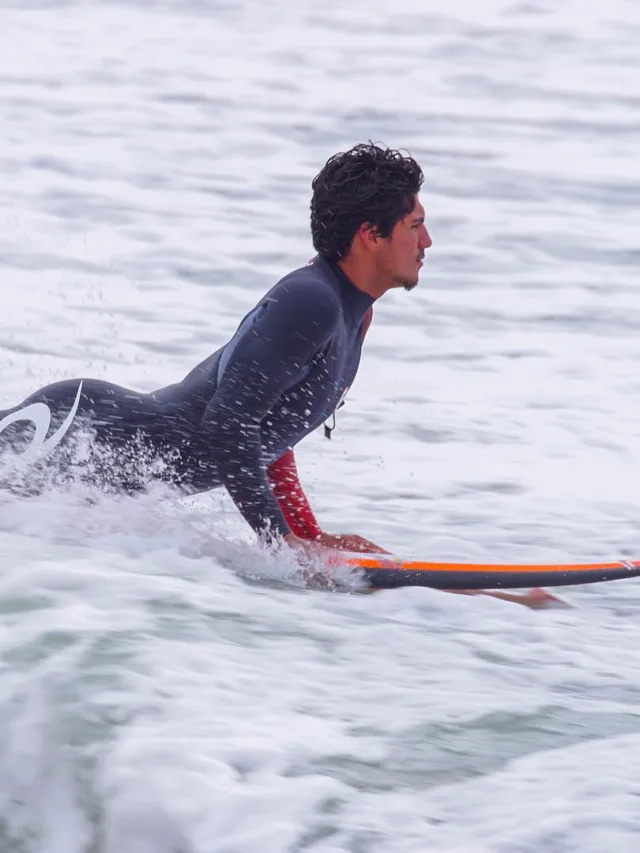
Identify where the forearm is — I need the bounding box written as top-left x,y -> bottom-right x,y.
267,449 -> 322,540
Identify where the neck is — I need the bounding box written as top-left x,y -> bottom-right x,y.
336,256 -> 388,300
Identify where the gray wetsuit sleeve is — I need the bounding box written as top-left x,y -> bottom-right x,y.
201,279 -> 339,539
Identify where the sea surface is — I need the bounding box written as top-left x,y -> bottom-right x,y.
1,1 -> 640,850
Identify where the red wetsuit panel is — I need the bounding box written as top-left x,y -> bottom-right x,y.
267,449 -> 322,540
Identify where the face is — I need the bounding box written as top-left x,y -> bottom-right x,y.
375,196 -> 432,291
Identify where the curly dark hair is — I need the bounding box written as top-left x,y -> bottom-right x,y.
310,142 -> 424,262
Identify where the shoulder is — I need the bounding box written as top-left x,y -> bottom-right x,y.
273,256 -> 339,297
266,257 -> 342,325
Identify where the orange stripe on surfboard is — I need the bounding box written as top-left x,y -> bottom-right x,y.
342,557 -> 640,574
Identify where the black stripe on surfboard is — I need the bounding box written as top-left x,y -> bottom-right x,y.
358,565 -> 640,590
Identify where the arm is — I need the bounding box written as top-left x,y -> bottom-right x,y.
449,588 -> 570,610
267,305 -> 380,547
201,280 -> 339,541
267,448 -> 390,552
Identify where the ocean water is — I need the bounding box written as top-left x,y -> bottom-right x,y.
1,0 -> 640,850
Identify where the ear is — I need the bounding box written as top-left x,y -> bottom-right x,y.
356,222 -> 379,251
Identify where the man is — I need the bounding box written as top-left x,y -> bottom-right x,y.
0,142 -> 569,609
0,142 -> 430,555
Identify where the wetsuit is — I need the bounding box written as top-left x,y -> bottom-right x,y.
0,256 -> 374,540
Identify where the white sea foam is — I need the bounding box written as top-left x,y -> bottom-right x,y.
1,0 -> 640,849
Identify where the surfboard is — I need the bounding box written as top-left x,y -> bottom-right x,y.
338,555 -> 640,590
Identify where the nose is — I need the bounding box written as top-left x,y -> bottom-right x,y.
420,224 -> 433,250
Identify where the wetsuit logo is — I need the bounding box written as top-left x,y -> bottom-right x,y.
0,381 -> 83,460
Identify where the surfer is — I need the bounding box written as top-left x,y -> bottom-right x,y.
0,141 -> 566,610
0,143 -> 428,554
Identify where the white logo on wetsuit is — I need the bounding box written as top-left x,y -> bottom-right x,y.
0,380 -> 83,460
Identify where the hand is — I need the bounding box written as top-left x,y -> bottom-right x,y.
283,532 -> 336,589
284,532 -> 322,551
282,531 -> 390,590
313,532 -> 390,554
283,532 -> 336,560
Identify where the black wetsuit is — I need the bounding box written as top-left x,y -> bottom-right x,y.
0,256 -> 374,538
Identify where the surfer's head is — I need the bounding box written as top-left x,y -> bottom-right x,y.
310,142 -> 431,294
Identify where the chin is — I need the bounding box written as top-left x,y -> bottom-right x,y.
389,270 -> 420,292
